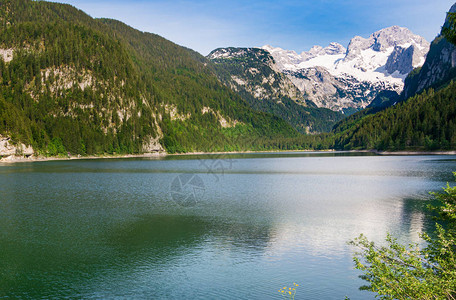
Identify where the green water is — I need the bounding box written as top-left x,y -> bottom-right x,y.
0,152 -> 455,299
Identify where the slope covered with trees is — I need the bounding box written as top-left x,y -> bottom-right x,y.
0,0 -> 300,155
207,47 -> 344,133
332,83 -> 456,150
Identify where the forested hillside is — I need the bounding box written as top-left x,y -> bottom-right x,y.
333,83 -> 456,150
207,47 -> 344,133
3,0 -> 455,156
0,0 -> 299,155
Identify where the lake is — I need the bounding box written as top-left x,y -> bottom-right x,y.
0,152 -> 455,299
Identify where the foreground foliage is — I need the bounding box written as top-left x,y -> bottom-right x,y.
350,174 -> 456,299
278,283 -> 298,299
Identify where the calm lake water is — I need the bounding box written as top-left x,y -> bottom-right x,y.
0,152 -> 455,299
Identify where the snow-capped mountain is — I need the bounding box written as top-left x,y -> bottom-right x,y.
403,3 -> 456,100
262,26 -> 430,111
263,42 -> 346,71
207,47 -> 345,133
208,47 -> 303,102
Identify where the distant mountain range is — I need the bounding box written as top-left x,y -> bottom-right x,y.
332,3 -> 456,151
208,47 -> 344,133
209,26 -> 429,116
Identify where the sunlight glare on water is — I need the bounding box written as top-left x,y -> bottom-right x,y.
0,152 -> 455,299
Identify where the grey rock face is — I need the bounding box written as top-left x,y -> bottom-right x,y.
385,45 -> 420,74
286,67 -> 394,112
345,36 -> 373,61
209,47 -> 303,101
403,37 -> 456,99
0,135 -> 34,156
345,26 -> 429,62
287,67 -> 344,110
301,42 -> 346,61
141,136 -> 164,153
402,2 -> 456,99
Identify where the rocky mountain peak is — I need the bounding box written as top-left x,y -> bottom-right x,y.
260,26 -> 429,112
372,26 -> 428,52
443,2 -> 456,28
345,26 -> 429,60
307,45 -> 324,56
301,42 -> 346,61
261,45 -> 304,70
325,42 -> 347,55
402,2 -> 456,99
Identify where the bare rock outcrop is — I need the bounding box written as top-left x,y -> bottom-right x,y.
0,135 -> 34,157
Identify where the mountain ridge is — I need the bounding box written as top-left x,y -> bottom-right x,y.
208,26 -> 429,117
207,47 -> 344,133
260,26 -> 429,112
402,3 -> 456,100
331,2 -> 456,151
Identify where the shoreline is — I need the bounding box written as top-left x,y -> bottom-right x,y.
0,152 -> 167,163
373,150 -> 456,155
166,149 -> 334,156
1,149 -> 456,163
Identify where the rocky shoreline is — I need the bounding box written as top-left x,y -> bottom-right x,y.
2,149 -> 456,164
0,152 -> 166,163
0,135 -> 34,157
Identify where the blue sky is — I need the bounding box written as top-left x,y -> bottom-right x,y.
57,0 -> 455,55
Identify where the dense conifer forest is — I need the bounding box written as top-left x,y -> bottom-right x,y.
332,82 -> 456,150
0,0 -> 304,155
1,0 -> 456,156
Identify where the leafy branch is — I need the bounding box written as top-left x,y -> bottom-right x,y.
349,173 -> 456,299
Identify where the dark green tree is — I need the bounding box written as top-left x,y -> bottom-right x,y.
442,12 -> 456,45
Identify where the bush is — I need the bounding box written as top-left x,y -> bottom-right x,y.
349,173 -> 456,299
46,137 -> 66,156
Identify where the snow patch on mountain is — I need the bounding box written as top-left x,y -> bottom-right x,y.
263,26 -> 429,85
209,48 -> 252,59
262,26 -> 430,111
208,47 -> 304,102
